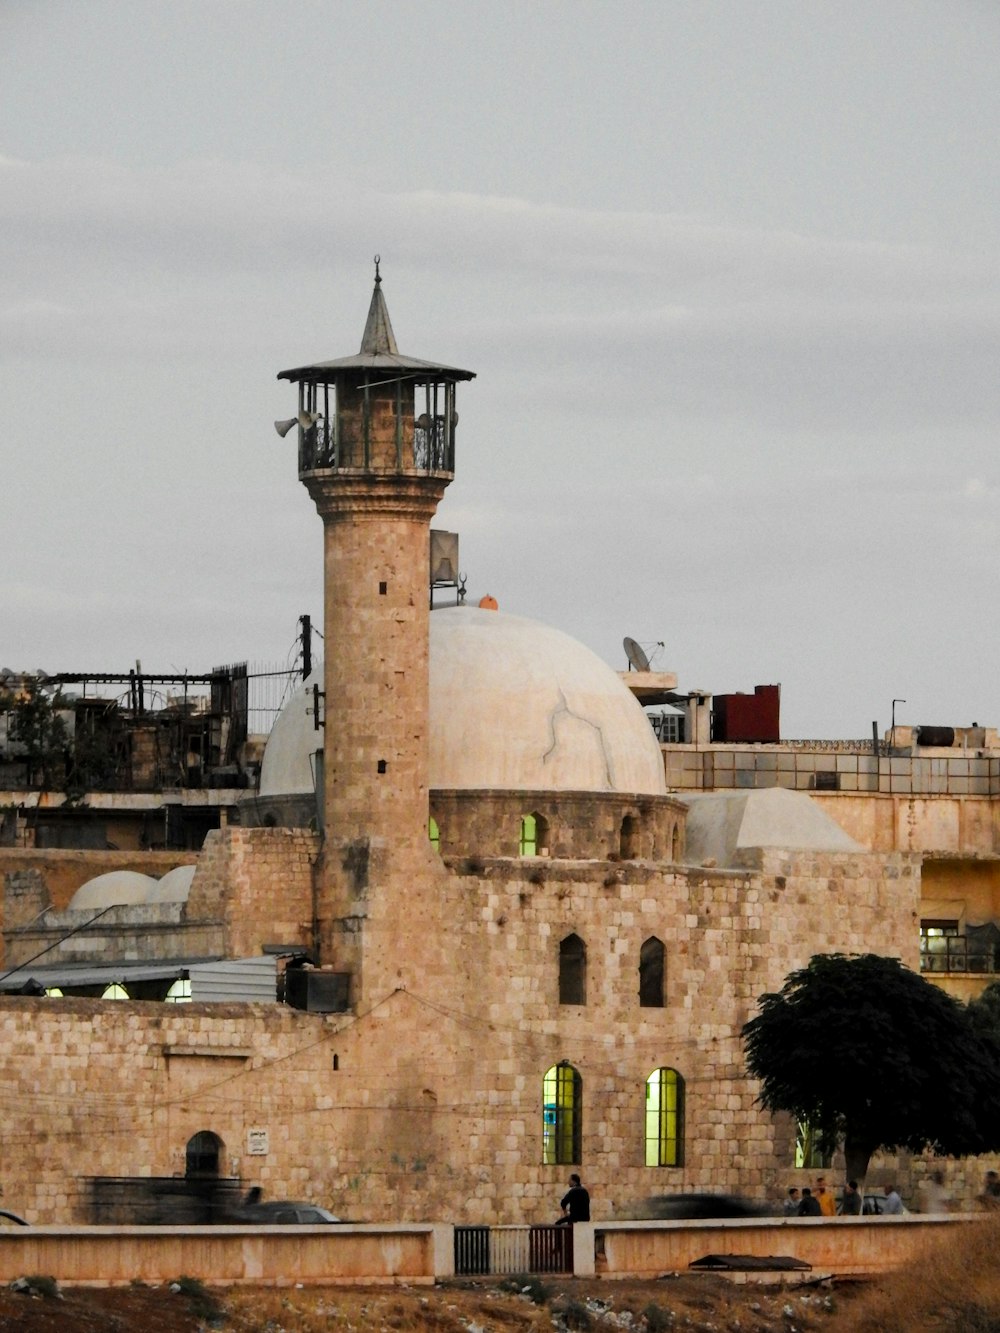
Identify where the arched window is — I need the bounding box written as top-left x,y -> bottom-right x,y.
619,814 -> 639,860
186,1130 -> 223,1178
101,983 -> 129,1000
543,1062 -> 582,1165
645,1068 -> 684,1166
639,937 -> 665,1008
520,812 -> 549,857
428,816 -> 441,853
559,934 -> 586,1006
165,978 -> 192,1003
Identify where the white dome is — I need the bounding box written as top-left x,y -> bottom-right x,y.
259,676 -> 322,798
260,608 -> 666,798
69,871 -> 159,909
429,608 -> 666,793
147,865 -> 197,903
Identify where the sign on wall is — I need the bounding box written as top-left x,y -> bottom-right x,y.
246,1128 -> 269,1156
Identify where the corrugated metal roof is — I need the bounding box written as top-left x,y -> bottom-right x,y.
189,956 -> 277,1003
0,955 -> 277,1003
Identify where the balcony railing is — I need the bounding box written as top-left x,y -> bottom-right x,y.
298,416 -> 453,474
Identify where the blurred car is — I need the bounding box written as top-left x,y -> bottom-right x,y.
0,1209 -> 29,1226
228,1201 -> 345,1225
630,1193 -> 773,1220
833,1191 -> 896,1216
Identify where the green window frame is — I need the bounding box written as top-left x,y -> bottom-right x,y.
520,814 -> 537,856
542,1062 -> 582,1165
428,816 -> 441,852
645,1067 -> 684,1167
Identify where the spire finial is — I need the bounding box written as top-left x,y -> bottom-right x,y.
374,254 -> 381,285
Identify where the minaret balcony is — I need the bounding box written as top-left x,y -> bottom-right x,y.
298,412 -> 455,479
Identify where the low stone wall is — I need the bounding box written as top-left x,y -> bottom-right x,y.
0,1223 -> 449,1287
592,1214 -> 968,1278
0,1217 -> 973,1286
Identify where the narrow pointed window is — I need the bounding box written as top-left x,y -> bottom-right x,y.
543,1062 -> 582,1165
520,812 -> 549,857
639,937 -> 665,1008
645,1068 -> 684,1167
619,814 -> 639,859
559,934 -> 586,1006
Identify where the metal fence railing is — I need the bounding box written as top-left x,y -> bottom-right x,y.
453,1225 -> 573,1276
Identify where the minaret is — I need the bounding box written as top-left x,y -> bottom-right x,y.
276,260 -> 475,993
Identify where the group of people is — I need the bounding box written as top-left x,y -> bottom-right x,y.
783,1176 -> 905,1217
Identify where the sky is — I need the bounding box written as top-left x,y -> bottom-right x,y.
2,0 -> 999,738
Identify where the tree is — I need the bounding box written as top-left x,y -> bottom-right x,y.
0,679 -> 68,789
742,953 -> 1000,1185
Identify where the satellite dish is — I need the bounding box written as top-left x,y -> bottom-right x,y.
623,636 -> 650,673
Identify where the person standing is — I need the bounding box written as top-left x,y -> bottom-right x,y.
917,1171 -> 949,1214
882,1183 -> 905,1214
839,1180 -> 863,1215
556,1173 -> 590,1225
798,1187 -> 822,1217
815,1176 -> 836,1217
782,1187 -> 801,1216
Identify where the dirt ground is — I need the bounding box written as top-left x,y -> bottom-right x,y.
0,1272 -> 861,1332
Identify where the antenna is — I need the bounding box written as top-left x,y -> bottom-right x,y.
623,636 -> 651,673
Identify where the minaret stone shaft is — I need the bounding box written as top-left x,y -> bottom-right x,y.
277,263 -> 475,996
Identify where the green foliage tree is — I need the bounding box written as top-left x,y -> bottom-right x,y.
967,980 -> 1000,1040
0,680 -> 68,789
742,953 -> 1000,1185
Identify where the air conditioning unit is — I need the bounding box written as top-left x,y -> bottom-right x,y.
284,969 -> 351,1013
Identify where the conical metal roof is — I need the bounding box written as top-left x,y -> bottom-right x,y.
277,260 -> 475,385
359,262 -> 398,355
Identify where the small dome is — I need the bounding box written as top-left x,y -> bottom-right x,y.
430,608 -> 665,793
147,865 -> 197,903
69,871 -> 159,910
682,788 -> 864,868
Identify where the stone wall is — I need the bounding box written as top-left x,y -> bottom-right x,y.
430,789 -> 686,861
189,827 -> 318,959
0,844 -> 920,1227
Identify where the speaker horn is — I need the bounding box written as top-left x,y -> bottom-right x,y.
274,418 -> 298,438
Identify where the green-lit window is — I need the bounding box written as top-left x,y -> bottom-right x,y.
645,1067 -> 684,1167
166,978 -> 192,1003
428,816 -> 441,852
795,1120 -> 832,1169
520,812 -> 549,857
542,1062 -> 582,1165
101,983 -> 129,1000
520,814 -> 537,856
